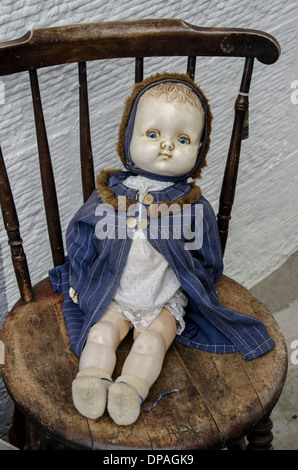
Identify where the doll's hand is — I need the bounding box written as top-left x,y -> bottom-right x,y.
69,287 -> 79,304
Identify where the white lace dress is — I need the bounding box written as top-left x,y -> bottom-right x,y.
111,175 -> 187,333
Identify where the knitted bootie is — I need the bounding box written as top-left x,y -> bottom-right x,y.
107,375 -> 149,426
72,367 -> 112,419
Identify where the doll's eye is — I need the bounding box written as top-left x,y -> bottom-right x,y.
146,130 -> 159,139
178,135 -> 190,145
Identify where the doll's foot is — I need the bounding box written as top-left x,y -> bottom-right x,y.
72,367 -> 112,419
107,375 -> 149,425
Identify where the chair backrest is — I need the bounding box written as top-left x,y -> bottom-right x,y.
0,19 -> 280,304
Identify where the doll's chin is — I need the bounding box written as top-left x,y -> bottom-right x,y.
153,166 -> 190,178
139,163 -> 185,178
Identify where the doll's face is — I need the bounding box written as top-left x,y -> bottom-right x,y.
129,92 -> 204,177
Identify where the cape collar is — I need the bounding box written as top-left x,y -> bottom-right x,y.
108,170 -> 191,202
96,169 -> 202,212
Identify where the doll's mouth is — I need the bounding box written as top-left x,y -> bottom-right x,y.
158,153 -> 172,159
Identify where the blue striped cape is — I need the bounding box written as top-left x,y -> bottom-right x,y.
49,175 -> 275,360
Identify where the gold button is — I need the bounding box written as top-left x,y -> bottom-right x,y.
139,218 -> 149,229
126,217 -> 137,229
143,194 -> 154,205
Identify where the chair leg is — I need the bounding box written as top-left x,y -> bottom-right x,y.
9,405 -> 26,449
9,404 -> 73,450
26,420 -> 42,450
226,438 -> 247,450
247,415 -> 273,450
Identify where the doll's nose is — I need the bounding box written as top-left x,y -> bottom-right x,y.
161,140 -> 174,151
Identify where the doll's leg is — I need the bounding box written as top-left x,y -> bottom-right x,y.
107,307 -> 177,425
79,310 -> 130,373
122,307 -> 177,386
72,309 -> 130,419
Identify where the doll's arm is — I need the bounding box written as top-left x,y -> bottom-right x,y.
64,192 -> 103,304
66,217 -> 97,296
192,197 -> 223,286
69,287 -> 79,304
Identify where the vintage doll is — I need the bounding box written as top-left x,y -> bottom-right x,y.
49,73 -> 275,426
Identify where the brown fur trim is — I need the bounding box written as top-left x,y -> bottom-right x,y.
96,169 -> 202,216
96,168 -> 136,210
116,72 -> 213,181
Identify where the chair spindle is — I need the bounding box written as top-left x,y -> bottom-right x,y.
135,58 -> 144,83
187,56 -> 196,80
217,57 -> 254,255
78,62 -> 95,202
0,146 -> 33,302
29,69 -> 65,267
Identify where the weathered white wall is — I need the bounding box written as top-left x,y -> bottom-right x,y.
0,0 -> 297,439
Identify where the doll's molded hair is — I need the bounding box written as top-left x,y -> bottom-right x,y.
141,81 -> 205,114
116,72 -> 213,180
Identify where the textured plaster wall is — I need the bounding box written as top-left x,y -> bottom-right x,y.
0,0 -> 297,439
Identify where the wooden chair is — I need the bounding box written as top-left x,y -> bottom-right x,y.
0,19 -> 287,450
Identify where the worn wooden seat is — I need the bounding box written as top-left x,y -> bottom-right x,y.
0,275 -> 287,450
0,19 -> 287,450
